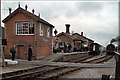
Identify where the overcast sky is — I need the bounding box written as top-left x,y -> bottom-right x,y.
1,1 -> 119,46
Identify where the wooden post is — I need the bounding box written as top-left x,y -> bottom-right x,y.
34,22 -> 37,59
115,55 -> 120,80
1,46 -> 5,67
115,2 -> 120,79
102,75 -> 110,80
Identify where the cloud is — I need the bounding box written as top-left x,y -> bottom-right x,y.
1,1 -> 118,46
76,2 -> 103,13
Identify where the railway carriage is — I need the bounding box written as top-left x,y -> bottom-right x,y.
89,43 -> 100,55
106,44 -> 115,55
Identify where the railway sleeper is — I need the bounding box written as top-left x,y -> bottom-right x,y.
81,55 -> 108,63
36,67 -> 82,80
83,55 -> 113,64
2,65 -> 46,78
94,56 -> 113,63
2,66 -> 64,80
62,55 -> 89,62
74,55 -> 94,63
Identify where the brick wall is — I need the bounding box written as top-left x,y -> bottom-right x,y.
4,12 -> 53,59
72,34 -> 93,51
58,35 -> 74,51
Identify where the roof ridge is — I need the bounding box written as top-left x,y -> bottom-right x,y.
2,7 -> 54,27
73,32 -> 94,41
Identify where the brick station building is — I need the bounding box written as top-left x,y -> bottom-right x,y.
56,24 -> 94,52
2,5 -> 54,59
72,33 -> 94,51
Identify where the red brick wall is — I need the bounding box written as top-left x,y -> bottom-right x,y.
37,24 -> 52,57
4,12 -> 53,59
58,35 -> 74,51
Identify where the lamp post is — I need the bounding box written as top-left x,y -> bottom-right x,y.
115,39 -> 120,80
115,2 -> 120,79
53,29 -> 58,53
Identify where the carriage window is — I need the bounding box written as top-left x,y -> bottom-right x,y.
16,22 -> 34,35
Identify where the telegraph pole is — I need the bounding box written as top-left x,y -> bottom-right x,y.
115,1 -> 120,80
0,0 -> 5,67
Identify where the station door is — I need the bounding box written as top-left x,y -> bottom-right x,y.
18,45 -> 26,59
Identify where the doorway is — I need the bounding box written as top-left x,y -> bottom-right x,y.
18,45 -> 26,59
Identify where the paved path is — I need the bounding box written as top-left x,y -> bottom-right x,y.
61,68 -> 115,79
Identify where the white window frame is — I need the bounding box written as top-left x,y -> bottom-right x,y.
39,23 -> 44,36
47,26 -> 50,37
16,22 -> 34,35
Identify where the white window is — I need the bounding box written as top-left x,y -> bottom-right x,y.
16,22 -> 34,35
39,23 -> 44,36
47,26 -> 50,37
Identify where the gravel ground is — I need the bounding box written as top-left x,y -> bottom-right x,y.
1,54 -> 116,80
60,68 -> 115,79
60,55 -> 116,79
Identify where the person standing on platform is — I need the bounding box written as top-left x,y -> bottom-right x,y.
68,44 -> 72,53
64,42 -> 67,53
10,45 -> 16,61
28,44 -> 32,61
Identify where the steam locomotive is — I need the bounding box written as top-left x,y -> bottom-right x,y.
106,44 -> 115,55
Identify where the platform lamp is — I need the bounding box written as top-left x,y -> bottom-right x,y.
54,29 -> 58,53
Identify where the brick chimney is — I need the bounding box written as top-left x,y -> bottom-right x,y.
25,4 -> 28,10
9,7 -> 11,15
18,2 -> 20,8
81,32 -> 83,36
38,13 -> 40,17
65,24 -> 70,34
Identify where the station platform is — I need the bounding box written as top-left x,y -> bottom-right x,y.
38,52 -> 88,62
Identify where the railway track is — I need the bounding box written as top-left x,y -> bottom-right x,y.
72,55 -> 95,63
2,65 -> 81,80
56,54 -> 89,62
35,67 -> 81,80
58,55 -> 95,63
81,55 -> 113,63
57,53 -> 113,64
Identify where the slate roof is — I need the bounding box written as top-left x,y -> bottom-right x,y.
72,33 -> 94,42
2,7 -> 54,28
56,32 -> 82,41
56,32 -> 94,42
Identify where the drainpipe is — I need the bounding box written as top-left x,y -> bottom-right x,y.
34,22 -> 38,59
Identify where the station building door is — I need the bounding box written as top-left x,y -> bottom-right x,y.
18,45 -> 26,59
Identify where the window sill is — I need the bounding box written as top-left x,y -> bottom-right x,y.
40,35 -> 44,37
16,34 -> 34,35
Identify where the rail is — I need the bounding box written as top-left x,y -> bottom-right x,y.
115,52 -> 120,55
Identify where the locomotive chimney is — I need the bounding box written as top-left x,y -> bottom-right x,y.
65,24 -> 70,34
